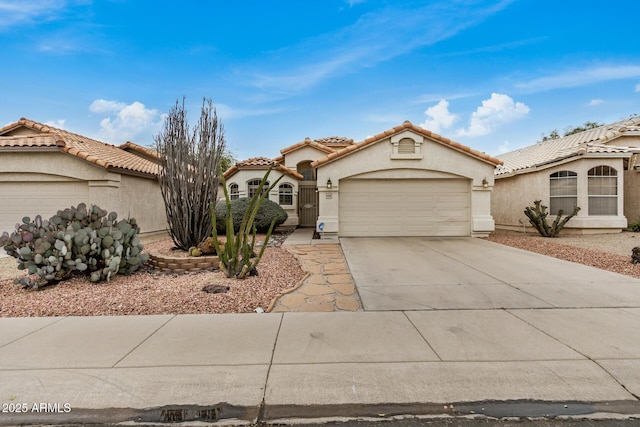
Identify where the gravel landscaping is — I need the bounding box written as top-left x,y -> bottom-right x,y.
485,230 -> 640,279
0,231 -> 305,317
1,229 -> 640,317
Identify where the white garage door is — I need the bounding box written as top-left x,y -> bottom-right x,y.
0,181 -> 89,234
339,179 -> 470,237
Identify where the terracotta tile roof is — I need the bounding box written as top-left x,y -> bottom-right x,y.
118,141 -> 160,160
0,133 -> 64,148
314,136 -> 354,146
224,157 -> 303,180
311,121 -> 503,168
496,115 -> 640,176
280,137 -> 336,155
0,118 -> 159,177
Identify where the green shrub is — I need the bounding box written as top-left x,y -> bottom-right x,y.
215,197 -> 287,234
211,165 -> 284,279
629,222 -> 640,232
0,204 -> 149,289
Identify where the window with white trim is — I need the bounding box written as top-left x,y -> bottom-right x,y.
229,183 -> 239,200
549,171 -> 577,215
279,183 -> 293,205
588,166 -> 617,215
248,179 -> 270,198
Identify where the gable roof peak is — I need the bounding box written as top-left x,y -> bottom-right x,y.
311,121 -> 502,168
0,117 -> 159,176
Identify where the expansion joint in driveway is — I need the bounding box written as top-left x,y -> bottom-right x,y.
258,312 -> 284,423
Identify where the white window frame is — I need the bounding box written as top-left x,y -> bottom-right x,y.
588,165 -> 617,216
248,179 -> 269,199
278,183 -> 294,206
229,183 -> 239,200
549,170 -> 577,215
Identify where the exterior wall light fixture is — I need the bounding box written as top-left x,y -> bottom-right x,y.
482,177 -> 489,188
327,178 -> 332,189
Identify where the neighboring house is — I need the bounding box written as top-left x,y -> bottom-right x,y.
0,118 -> 167,235
493,115 -> 640,233
224,120 -> 503,238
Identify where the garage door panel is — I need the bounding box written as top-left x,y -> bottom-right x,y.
339,179 -> 470,237
0,182 -> 89,234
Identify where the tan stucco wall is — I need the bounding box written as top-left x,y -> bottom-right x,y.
224,169 -> 300,226
0,151 -> 167,234
119,175 -> 167,234
604,134 -> 640,148
624,169 -> 640,224
282,146 -> 328,169
315,130 -> 497,237
493,157 -> 628,233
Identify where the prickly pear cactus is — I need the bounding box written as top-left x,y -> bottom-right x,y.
0,204 -> 149,289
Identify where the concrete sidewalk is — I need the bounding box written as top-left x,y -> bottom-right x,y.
3,231 -> 640,425
1,310 -> 640,425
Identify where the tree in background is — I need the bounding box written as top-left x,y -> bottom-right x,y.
155,97 -> 226,250
538,121 -> 604,143
218,146 -> 236,175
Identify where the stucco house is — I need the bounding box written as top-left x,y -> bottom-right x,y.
0,118 -> 167,235
493,115 -> 640,234
224,120 -> 503,238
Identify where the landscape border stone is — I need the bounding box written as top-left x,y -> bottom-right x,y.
148,250 -> 219,273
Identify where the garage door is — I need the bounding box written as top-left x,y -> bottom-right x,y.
0,181 -> 89,234
339,179 -> 470,237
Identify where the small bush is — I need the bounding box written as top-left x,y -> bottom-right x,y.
215,197 -> 287,233
0,204 -> 149,289
629,222 -> 640,232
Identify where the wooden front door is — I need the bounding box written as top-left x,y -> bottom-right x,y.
298,186 -> 319,227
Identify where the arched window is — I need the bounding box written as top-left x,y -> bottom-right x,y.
229,183 -> 239,200
248,179 -> 269,198
279,183 -> 293,205
588,166 -> 617,215
549,171 -> 577,215
297,161 -> 315,181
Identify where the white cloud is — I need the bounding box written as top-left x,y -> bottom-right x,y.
244,0 -> 515,94
0,0 -> 69,29
457,93 -> 530,137
420,99 -> 458,134
89,99 -> 164,144
89,99 -> 126,114
587,99 -> 605,106
517,65 -> 640,93
44,119 -> 66,129
496,141 -> 511,155
214,103 -> 285,120
635,83 -> 640,93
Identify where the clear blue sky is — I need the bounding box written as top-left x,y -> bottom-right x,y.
2,0 -> 640,160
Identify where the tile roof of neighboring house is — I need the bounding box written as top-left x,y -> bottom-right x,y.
0,118 -> 159,177
496,115 -> 640,177
280,137 -> 336,155
311,121 -> 502,168
223,157 -> 303,180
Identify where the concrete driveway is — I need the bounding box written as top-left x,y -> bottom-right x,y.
340,237 -> 640,311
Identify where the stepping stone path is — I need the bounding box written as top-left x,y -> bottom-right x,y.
271,244 -> 362,312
